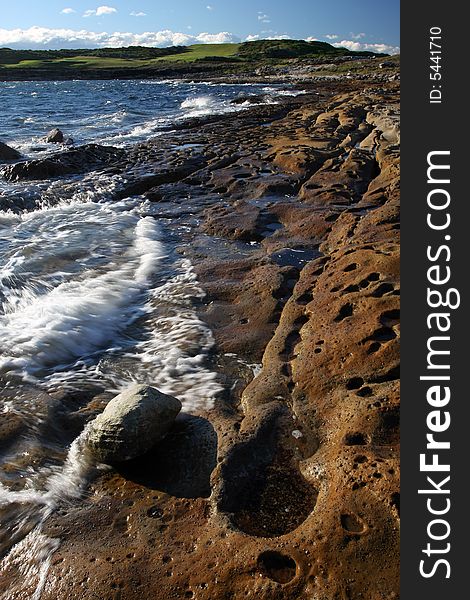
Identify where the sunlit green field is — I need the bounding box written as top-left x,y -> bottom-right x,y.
153,43 -> 240,62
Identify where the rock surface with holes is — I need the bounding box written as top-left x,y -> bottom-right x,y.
11,70 -> 402,600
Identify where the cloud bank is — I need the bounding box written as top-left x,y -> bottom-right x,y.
332,40 -> 400,54
0,26 -> 239,49
0,26 -> 399,54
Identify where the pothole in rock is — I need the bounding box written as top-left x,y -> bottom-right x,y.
344,432 -> 369,446
340,513 -> 367,533
226,466 -> 317,538
219,437 -> 318,538
257,551 -> 297,584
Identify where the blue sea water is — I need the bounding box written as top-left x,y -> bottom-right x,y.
0,79 -> 290,155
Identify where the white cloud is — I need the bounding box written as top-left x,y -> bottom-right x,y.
247,30 -> 290,41
257,12 -> 271,23
325,34 -> 338,40
351,32 -> 366,40
96,5 -> 117,16
333,40 -> 400,55
84,6 -> 117,17
196,31 -> 235,43
261,34 -> 291,40
61,8 -> 76,14
305,36 -> 319,42
0,25 -> 399,55
0,26 -> 239,50
130,11 -> 146,17
206,5 -> 213,10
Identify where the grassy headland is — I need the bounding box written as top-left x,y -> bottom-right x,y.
0,39 -> 390,80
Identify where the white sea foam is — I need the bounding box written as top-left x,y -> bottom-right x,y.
103,117 -> 168,143
0,196 -> 222,593
42,256 -> 223,413
0,209 -> 164,379
130,259 -> 223,412
275,89 -> 308,96
0,430 -> 96,600
0,195 -> 222,412
0,528 -> 61,600
0,430 -> 95,511
180,95 -> 240,118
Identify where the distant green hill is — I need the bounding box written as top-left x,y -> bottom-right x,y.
236,39 -> 375,59
0,46 -> 186,65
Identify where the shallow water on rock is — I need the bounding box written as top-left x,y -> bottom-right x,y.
0,169 -> 222,595
0,78 -> 309,596
0,193 -> 221,409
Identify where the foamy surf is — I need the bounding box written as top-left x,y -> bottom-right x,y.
0,193 -> 222,412
0,528 -> 61,600
0,192 -> 223,596
1,80 -> 297,156
0,430 -> 97,600
180,95 -> 241,118
0,204 -> 165,380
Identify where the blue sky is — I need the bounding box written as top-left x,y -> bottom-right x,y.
0,1 -> 400,53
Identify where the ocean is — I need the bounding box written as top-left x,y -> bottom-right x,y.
0,79 -> 295,153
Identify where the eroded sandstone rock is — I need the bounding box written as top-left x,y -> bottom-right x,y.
7,78 -> 402,600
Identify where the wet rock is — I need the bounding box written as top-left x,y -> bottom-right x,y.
0,141 -> 22,162
0,412 -> 27,453
86,384 -> 182,463
2,143 -> 125,182
45,128 -> 64,143
203,201 -> 264,242
230,94 -> 266,105
115,156 -> 207,199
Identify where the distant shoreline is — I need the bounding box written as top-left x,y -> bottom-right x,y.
0,40 -> 394,83
0,69 -> 265,83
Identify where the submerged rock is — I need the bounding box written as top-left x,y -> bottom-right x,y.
0,141 -> 22,162
230,94 -> 267,105
45,128 -> 65,143
86,384 -> 182,463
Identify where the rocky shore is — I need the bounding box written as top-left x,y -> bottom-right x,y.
0,73 -> 399,599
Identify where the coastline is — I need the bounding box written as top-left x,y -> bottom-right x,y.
0,72 -> 400,599
0,53 -> 399,84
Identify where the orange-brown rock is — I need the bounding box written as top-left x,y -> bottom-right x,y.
1,76 -> 400,600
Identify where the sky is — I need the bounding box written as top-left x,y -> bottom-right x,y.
0,1 -> 400,54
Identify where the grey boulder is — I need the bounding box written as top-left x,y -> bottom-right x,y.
86,384 -> 182,463
45,128 -> 64,143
